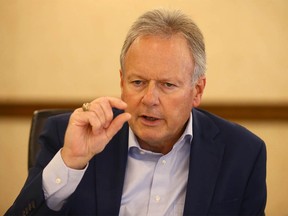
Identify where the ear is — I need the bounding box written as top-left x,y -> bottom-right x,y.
120,69 -> 124,89
192,76 -> 206,107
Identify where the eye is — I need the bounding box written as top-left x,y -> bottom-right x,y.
163,82 -> 176,88
132,80 -> 144,86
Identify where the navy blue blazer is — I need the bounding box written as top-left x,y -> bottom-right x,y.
6,108 -> 266,215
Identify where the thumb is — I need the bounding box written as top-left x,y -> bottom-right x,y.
106,112 -> 131,140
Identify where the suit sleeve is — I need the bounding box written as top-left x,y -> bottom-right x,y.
240,140 -> 267,215
5,114 -> 70,216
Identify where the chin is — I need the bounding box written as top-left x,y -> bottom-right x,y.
138,131 -> 163,142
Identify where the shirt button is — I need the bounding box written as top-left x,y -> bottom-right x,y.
155,195 -> 161,202
162,160 -> 167,165
55,178 -> 62,184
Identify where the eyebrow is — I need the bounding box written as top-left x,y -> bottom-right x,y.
127,74 -> 186,86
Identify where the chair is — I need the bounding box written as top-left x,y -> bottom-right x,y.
28,109 -> 73,170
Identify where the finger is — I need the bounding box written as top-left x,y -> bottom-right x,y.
105,112 -> 131,140
89,103 -> 109,128
71,108 -> 102,130
98,100 -> 114,128
91,97 -> 126,129
105,97 -> 128,110
72,97 -> 127,130
69,108 -> 90,126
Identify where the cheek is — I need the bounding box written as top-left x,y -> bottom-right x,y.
171,103 -> 192,118
167,103 -> 192,129
121,87 -> 131,103
164,94 -> 193,118
167,92 -> 194,110
122,93 -> 139,112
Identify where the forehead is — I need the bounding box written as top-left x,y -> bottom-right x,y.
130,34 -> 192,58
124,34 -> 194,79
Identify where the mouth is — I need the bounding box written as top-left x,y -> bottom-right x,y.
142,115 -> 160,121
138,114 -> 163,126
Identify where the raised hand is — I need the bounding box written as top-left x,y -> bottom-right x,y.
61,97 -> 131,169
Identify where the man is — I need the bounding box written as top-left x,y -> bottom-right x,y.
6,9 -> 266,215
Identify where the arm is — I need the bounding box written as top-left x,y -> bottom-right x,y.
42,150 -> 87,211
5,113 -> 70,215
5,97 -> 131,215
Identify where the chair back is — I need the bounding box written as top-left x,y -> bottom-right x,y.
28,109 -> 72,169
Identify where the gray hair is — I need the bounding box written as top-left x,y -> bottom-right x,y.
120,9 -> 206,83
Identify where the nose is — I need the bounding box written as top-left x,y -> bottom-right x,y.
141,81 -> 160,106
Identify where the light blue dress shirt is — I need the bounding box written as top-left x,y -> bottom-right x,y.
120,114 -> 193,216
43,114 -> 193,215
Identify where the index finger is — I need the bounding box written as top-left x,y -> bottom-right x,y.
104,97 -> 128,110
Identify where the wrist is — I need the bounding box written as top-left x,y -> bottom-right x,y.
60,148 -> 88,170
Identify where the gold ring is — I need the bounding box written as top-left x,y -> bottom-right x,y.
82,103 -> 90,112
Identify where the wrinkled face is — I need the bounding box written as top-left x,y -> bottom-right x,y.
120,34 -> 205,154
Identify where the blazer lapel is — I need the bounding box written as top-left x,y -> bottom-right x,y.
94,123 -> 129,215
184,108 -> 225,215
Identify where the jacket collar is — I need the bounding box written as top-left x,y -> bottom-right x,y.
93,122 -> 129,215
184,108 -> 225,215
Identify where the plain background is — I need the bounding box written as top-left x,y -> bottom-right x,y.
1,0 -> 288,215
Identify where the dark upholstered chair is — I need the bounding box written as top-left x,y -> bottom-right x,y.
28,109 -> 73,170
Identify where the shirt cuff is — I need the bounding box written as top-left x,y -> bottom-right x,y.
42,149 -> 88,211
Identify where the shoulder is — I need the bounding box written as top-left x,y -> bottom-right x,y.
193,108 -> 265,151
39,112 -> 72,150
40,112 -> 71,140
45,112 -> 72,128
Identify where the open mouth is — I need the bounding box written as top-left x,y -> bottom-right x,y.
142,115 -> 159,121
